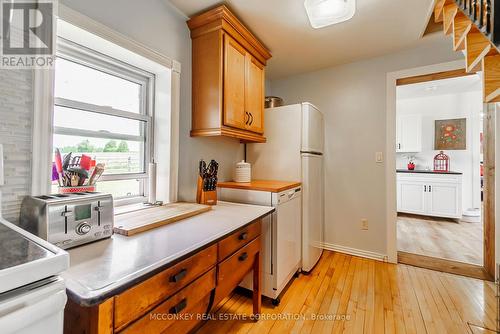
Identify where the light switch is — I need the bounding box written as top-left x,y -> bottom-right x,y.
0,144 -> 4,186
375,152 -> 383,163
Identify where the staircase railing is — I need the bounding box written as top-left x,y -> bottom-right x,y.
455,0 -> 499,48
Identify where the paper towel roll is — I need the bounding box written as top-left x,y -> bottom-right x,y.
148,162 -> 157,204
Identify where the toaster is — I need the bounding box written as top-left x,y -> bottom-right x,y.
20,192 -> 114,249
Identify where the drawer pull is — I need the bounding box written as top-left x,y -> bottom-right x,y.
239,232 -> 248,241
238,252 -> 249,262
169,298 -> 187,314
170,269 -> 187,283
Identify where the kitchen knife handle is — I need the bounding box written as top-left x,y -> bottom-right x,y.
239,232 -> 248,240
170,269 -> 187,283
169,298 -> 187,314
238,252 -> 248,262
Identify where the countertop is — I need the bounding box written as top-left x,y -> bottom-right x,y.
217,180 -> 302,193
396,169 -> 463,175
62,201 -> 274,306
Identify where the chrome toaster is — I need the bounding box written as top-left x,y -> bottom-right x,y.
20,192 -> 114,249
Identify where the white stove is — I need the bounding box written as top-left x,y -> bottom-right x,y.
0,218 -> 69,334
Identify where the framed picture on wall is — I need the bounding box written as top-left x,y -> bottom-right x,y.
435,118 -> 466,150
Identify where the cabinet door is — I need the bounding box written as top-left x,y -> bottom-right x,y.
245,55 -> 264,134
223,35 -> 247,130
397,181 -> 426,215
426,182 -> 461,218
396,114 -> 422,152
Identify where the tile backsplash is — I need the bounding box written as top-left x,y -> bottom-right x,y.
0,69 -> 33,222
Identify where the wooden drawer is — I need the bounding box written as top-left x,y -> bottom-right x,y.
119,268 -> 215,334
114,244 -> 217,330
214,236 -> 261,306
218,220 -> 261,261
120,268 -> 216,334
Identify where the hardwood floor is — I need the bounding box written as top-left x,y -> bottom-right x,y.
197,251 -> 499,334
397,214 -> 483,265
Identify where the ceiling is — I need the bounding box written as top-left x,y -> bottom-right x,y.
168,0 -> 449,79
397,75 -> 482,100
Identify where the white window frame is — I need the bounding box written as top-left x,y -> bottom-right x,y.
32,4 -> 180,207
54,38 -> 155,203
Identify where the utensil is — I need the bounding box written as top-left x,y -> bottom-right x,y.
54,149 -> 63,186
80,154 -> 92,171
62,153 -> 72,171
51,163 -> 59,182
67,167 -> 89,187
89,163 -> 105,185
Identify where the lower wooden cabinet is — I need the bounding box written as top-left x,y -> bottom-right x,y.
397,173 -> 462,219
214,237 -> 261,307
119,269 -> 216,334
64,220 -> 263,334
114,244 -> 217,330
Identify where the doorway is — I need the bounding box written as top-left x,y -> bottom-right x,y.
387,64 -> 495,281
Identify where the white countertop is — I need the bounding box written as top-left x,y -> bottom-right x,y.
62,201 -> 274,306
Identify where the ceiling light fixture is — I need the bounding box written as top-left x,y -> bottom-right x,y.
304,0 -> 356,29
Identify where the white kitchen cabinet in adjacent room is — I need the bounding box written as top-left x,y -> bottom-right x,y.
396,114 -> 422,152
397,172 -> 462,219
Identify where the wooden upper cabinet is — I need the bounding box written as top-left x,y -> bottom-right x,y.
245,55 -> 265,134
224,35 -> 247,130
188,5 -> 272,143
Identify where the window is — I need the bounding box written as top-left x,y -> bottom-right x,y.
52,38 -> 155,204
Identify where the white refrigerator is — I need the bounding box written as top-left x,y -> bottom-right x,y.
248,102 -> 324,272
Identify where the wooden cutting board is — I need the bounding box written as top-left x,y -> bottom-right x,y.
114,202 -> 212,236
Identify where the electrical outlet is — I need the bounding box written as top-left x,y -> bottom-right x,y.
361,219 -> 369,230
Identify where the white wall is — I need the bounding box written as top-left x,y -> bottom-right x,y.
59,0 -> 244,202
396,91 -> 483,211
0,69 -> 33,222
270,39 -> 462,256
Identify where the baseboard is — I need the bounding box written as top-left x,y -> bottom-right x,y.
322,242 -> 388,262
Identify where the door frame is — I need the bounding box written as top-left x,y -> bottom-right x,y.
386,60 -> 496,281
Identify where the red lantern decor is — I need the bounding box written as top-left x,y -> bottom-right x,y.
434,151 -> 450,172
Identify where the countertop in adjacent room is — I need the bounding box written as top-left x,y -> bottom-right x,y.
396,169 -> 463,175
217,180 -> 302,193
61,201 -> 274,306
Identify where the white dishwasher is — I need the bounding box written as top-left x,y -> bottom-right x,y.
219,186 -> 302,305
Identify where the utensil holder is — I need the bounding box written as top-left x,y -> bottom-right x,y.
196,176 -> 217,205
59,185 -> 96,194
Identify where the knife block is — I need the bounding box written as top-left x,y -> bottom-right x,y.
196,176 -> 217,205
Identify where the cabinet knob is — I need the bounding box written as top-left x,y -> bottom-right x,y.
170,269 -> 187,283
238,252 -> 249,262
239,232 -> 248,240
169,298 -> 187,314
